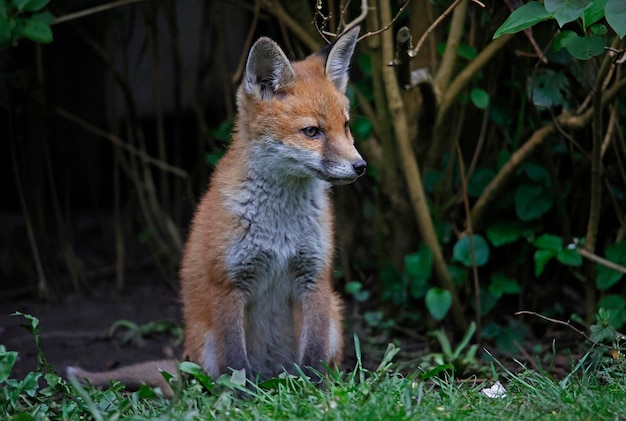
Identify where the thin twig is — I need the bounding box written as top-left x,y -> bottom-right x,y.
601,104 -> 617,157
55,107 -> 188,178
515,311 -> 615,350
53,0 -> 151,25
456,142 -> 481,339
11,144 -> 48,298
342,0 -> 368,34
577,247 -> 626,276
413,0 -> 484,57
358,0 -> 411,43
232,0 -> 261,83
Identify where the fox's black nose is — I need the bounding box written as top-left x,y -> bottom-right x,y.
352,159 -> 367,176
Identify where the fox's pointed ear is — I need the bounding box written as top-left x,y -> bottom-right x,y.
324,26 -> 359,93
244,38 -> 296,99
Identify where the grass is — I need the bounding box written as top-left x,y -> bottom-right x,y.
2,314 -> 626,420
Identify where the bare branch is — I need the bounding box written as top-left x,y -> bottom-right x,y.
55,107 -> 188,178
514,311 -> 621,350
578,247 -> 626,276
53,0 -> 150,25
358,0 -> 411,43
342,0 -> 369,34
412,0 -> 484,57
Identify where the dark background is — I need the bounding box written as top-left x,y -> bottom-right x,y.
2,0 -> 625,379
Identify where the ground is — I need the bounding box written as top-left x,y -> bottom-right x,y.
1,270 -> 581,384
1,273 -> 182,380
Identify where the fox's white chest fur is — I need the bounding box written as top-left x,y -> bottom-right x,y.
224,144 -> 332,375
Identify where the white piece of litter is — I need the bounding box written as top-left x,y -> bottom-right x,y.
481,381 -> 507,398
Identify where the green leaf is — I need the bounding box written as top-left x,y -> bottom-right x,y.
404,244 -> 432,280
522,162 -> 551,185
486,221 -> 523,246
205,151 -> 224,167
556,247 -> 583,266
479,288 -> 499,315
489,273 -> 522,298
562,35 -> 605,59
358,53 -> 371,75
457,44 -> 478,60
596,239 -> 626,290
18,18 -> 53,43
605,0 -> 626,38
364,311 -> 384,327
352,116 -> 372,141
470,87 -> 490,109
30,11 -> 55,25
553,30 -> 580,52
452,234 -> 490,267
0,348 -> 18,383
545,0 -> 590,27
467,167 -> 495,197
21,0 -> 50,12
345,281 -> 363,295
515,184 -> 553,221
211,119 -> 233,143
598,294 -> 626,309
425,288 -> 452,321
494,2 -> 553,39
410,275 -> 429,299
12,0 -> 30,11
590,24 -> 608,36
179,361 -> 214,391
534,249 -> 556,276
533,234 -> 563,251
528,70 -> 569,109
582,0 -> 607,29
448,264 -> 468,286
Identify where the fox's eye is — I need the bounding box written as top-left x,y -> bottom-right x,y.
301,126 -> 321,138
345,121 -> 351,135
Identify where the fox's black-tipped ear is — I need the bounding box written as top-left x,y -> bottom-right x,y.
324,26 -> 359,93
244,37 -> 296,99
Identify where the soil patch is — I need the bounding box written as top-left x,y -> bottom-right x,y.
1,274 -> 182,380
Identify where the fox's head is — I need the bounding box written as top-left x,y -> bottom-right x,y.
238,27 -> 366,185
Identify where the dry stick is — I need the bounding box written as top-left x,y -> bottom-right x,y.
584,51 -> 614,323
53,0 -> 150,24
412,0 -> 484,57
601,105 -> 618,157
429,33 -> 514,166
503,0 -> 546,63
471,74 -> 626,231
54,107 -> 187,178
578,248 -> 626,276
341,0 -> 368,34
11,145 -> 49,298
144,6 -> 170,213
232,0 -> 261,83
365,7 -> 403,211
378,0 -> 466,332
358,0 -> 411,43
114,150 -> 125,290
514,311 -> 622,350
436,34 -> 513,134
577,38 -> 622,115
265,0 -> 321,51
433,0 -> 468,92
456,143 -> 481,339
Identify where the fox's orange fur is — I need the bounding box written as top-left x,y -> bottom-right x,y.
67,27 -> 365,396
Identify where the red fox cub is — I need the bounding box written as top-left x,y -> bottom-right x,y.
67,26 -> 365,396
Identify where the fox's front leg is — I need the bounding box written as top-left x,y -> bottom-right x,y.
211,289 -> 253,378
295,282 -> 342,379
